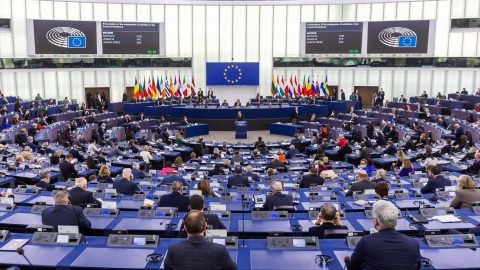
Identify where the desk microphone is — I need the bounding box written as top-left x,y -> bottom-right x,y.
344,256 -> 351,270
430,239 -> 477,251
16,247 -> 37,270
159,218 -> 168,225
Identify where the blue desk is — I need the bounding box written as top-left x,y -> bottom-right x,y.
144,105 -> 180,117
70,247 -> 155,269
123,102 -> 155,114
170,106 -> 297,119
178,124 -> 209,138
298,104 -> 329,115
270,123 -> 303,137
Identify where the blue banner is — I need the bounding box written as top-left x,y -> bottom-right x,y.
206,62 -> 259,86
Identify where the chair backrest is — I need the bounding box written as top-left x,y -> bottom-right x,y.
392,97 -> 398,102
323,229 -> 349,239
272,205 -> 295,213
466,131 -> 473,147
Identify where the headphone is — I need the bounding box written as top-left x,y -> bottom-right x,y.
181,210 -> 209,232
315,254 -> 333,265
270,180 -> 284,192
290,224 -> 302,231
421,257 -> 432,266
146,253 -> 164,263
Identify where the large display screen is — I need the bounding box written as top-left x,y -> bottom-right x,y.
30,19 -> 97,54
305,22 -> 363,54
102,22 -> 160,54
367,20 -> 431,54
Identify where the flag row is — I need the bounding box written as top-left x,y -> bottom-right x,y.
134,75 -> 196,99
271,75 -> 329,97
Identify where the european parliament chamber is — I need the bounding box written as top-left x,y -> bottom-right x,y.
1,0 -> 480,269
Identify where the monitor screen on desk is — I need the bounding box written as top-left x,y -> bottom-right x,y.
235,197 -> 242,202
56,234 -> 70,244
292,238 -> 306,248
133,237 -> 146,246
212,238 -> 226,245
437,209 -> 447,215
156,211 -> 165,217
146,195 -> 154,200
101,209 -> 110,215
104,193 -> 112,199
270,212 -> 279,219
25,189 -> 33,194
366,195 -> 374,200
323,196 -> 331,201
451,236 -> 464,245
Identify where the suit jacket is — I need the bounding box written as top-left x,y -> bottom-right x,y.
42,205 -> 91,232
177,214 -> 227,238
450,189 -> 480,209
376,136 -> 387,146
438,120 -> 448,128
263,192 -> 294,210
17,133 -> 27,144
420,176 -> 452,194
338,146 -> 352,161
404,140 -> 416,152
235,114 -> 245,121
291,109 -> 299,119
132,169 -> 145,179
371,178 -> 389,184
227,175 -> 250,187
461,152 -> 475,162
466,161 -> 480,175
35,181 -> 56,191
299,174 -> 325,188
27,126 -> 36,137
59,160 -> 78,180
157,191 -> 189,212
181,119 -> 189,126
349,229 -> 421,270
97,176 -> 113,183
440,144 -> 452,155
159,131 -> 170,144
359,148 -> 372,160
161,175 -> 188,186
266,160 -> 287,171
67,187 -> 102,208
384,145 -> 397,156
341,92 -> 346,100
164,236 -> 237,270
345,180 -> 376,196
285,149 -> 300,159
454,127 -> 465,142
108,147 -> 125,157
243,172 -> 260,181
122,93 -> 128,102
69,149 -> 84,162
231,155 -> 243,163
113,178 -> 140,195
309,222 -> 348,239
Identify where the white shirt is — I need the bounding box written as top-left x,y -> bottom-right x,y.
140,150 -> 153,163
87,144 -> 100,155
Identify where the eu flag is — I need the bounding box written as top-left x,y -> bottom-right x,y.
68,36 -> 86,48
398,36 -> 417,47
206,62 -> 259,86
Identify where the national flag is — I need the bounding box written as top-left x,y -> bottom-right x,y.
276,76 -> 280,95
138,78 -> 144,98
182,76 -> 188,97
134,77 -> 140,99
142,77 -> 147,98
315,79 -> 320,96
152,77 -> 158,99
191,76 -> 196,96
158,76 -> 165,98
169,76 -> 174,96
321,80 -> 327,96
164,76 -> 170,97
145,77 -> 151,98
294,76 -> 298,96
279,75 -> 285,96
289,76 -> 294,97
306,76 -> 312,96
302,76 -> 307,96
325,76 -> 330,96
271,76 -> 276,96
176,76 -> 183,97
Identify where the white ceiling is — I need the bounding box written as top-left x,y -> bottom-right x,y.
39,0 -> 446,6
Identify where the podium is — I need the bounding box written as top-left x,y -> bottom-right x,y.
235,121 -> 247,139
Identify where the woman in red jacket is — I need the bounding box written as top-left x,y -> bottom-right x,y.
336,134 -> 346,147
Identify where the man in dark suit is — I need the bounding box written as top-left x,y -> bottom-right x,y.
451,124 -> 464,145
17,129 -> 28,145
98,123 -> 107,138
131,163 -> 145,179
386,126 -> 398,143
456,91 -> 463,101
299,168 -> 325,188
235,111 -> 245,121
437,116 -> 448,128
35,169 -> 56,191
291,106 -> 299,123
180,116 -> 189,126
69,145 -> 85,162
285,145 -> 300,159
349,125 -> 360,142
338,141 -> 352,161
421,166 -> 452,193
113,168 -> 140,195
122,90 -> 128,102
376,132 -> 387,146
207,88 -> 214,98
157,181 -> 189,212
221,100 -> 229,107
254,137 -> 264,149
26,136 -> 42,152
197,88 -> 204,98
340,89 -> 346,100
59,153 -> 78,180
371,169 -> 389,184
466,153 -> 480,175
461,147 -> 476,162
59,104 -> 70,113
399,95 -> 407,103
42,191 -> 91,232
177,195 -> 227,238
347,200 -> 421,270
243,165 -> 260,181
68,177 -> 102,208
159,128 -> 170,145
383,141 -> 397,156
164,211 -> 236,270
439,139 -> 452,156
227,166 -> 250,188
346,170 -> 376,196
161,170 -> 188,186
231,151 -> 243,163
266,155 -> 287,171
403,136 -> 416,152
263,181 -> 294,210
309,203 -> 348,238
358,143 -> 372,160
27,124 -> 37,138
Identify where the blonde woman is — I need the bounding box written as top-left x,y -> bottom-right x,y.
97,166 -> 113,183
450,175 -> 480,209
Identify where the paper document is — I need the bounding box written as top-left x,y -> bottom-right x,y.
434,215 -> 461,223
